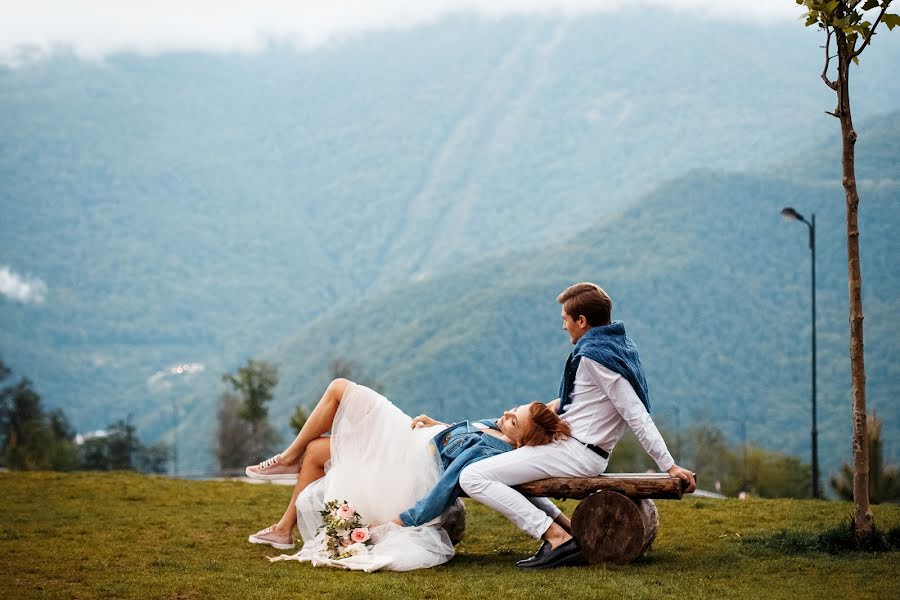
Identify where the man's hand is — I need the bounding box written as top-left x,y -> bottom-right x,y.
546,398 -> 560,412
667,464 -> 697,493
411,414 -> 443,429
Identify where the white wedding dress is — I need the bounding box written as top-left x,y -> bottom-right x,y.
269,382 -> 458,572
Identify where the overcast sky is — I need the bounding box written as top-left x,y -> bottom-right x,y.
1,1 -> 805,66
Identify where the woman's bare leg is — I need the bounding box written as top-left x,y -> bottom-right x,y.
271,436 -> 331,536
276,378 -> 350,464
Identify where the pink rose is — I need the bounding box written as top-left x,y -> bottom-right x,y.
351,528 -> 370,543
336,503 -> 355,520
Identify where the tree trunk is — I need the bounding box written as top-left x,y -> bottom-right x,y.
835,31 -> 873,539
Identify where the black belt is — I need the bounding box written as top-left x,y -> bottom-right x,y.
572,436 -> 609,459
587,444 -> 609,459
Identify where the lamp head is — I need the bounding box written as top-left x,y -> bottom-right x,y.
781,207 -> 804,221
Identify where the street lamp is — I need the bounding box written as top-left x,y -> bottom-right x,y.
781,206 -> 819,499
171,396 -> 179,477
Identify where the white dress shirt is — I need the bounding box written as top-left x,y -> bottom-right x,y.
559,357 -> 674,471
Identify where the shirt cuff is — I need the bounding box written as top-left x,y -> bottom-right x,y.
657,455 -> 675,472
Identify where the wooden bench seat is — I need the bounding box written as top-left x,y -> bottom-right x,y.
516,472 -> 686,500
449,473 -> 692,565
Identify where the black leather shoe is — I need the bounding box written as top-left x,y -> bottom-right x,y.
515,540 -> 552,567
516,538 -> 580,569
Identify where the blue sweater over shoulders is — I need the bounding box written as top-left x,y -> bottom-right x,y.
557,320 -> 650,414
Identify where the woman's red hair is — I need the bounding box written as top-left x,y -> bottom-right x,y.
518,402 -> 571,447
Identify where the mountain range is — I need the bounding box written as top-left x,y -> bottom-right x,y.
1,11 -> 898,476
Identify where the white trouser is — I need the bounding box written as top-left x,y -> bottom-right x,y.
459,437 -> 608,539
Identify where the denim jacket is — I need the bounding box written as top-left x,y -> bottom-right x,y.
399,419 -> 513,527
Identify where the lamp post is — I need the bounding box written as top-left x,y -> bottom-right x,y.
781,207 -> 819,499
171,396 -> 179,477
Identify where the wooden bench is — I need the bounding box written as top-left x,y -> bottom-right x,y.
446,473 -> 691,565
517,473 -> 691,565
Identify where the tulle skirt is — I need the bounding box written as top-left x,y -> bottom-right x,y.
269,382 -> 457,572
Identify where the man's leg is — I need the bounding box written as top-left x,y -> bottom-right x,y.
459,438 -> 605,546
529,497 -> 571,531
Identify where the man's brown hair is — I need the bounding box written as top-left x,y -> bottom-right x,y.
557,282 -> 612,326
518,402 -> 572,447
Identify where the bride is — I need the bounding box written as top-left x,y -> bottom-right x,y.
244,378 -> 572,572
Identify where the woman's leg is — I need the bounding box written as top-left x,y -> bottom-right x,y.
272,378 -> 351,465
249,380 -> 351,545
272,436 -> 331,535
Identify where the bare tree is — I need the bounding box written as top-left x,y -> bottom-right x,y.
216,392 -> 252,471
796,0 -> 899,539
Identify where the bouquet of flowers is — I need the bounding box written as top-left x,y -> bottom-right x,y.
319,499 -> 373,560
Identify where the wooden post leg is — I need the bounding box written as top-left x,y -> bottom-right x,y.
570,491 -> 659,565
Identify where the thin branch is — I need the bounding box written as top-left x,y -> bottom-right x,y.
822,27 -> 839,90
826,110 -> 840,118
852,3 -> 890,58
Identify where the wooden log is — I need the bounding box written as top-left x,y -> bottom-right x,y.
516,473 -> 684,500
570,490 -> 659,565
636,498 -> 659,556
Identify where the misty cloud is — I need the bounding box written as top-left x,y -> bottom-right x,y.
1,1 -> 802,66
0,265 -> 47,304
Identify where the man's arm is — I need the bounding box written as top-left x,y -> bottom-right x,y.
583,360 -> 693,481
602,373 -> 675,471
599,370 -> 697,491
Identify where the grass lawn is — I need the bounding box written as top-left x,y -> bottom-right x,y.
1,472 -> 898,599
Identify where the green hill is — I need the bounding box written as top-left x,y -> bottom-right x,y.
2,12 -> 900,455
263,164 -> 900,480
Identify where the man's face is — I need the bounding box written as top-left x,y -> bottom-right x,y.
561,308 -> 589,344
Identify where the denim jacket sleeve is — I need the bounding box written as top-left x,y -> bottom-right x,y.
399,444 -> 489,527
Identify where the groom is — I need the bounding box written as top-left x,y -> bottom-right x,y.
459,282 -> 696,569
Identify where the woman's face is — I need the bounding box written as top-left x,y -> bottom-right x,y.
498,404 -> 532,445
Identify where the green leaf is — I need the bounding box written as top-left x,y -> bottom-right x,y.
853,56 -> 860,65
862,0 -> 879,11
825,0 -> 839,13
806,13 -> 820,27
883,13 -> 900,30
